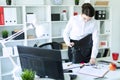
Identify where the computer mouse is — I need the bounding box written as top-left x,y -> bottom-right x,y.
69,74 -> 77,80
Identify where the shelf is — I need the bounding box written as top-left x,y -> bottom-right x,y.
96,19 -> 110,21
0,24 -> 24,27
61,49 -> 68,51
27,37 -> 50,41
51,5 -> 74,7
25,5 -> 49,7
26,21 -> 50,24
52,36 -> 63,39
60,47 -> 110,50
99,47 -> 110,49
1,71 -> 13,76
94,5 -> 109,8
0,38 -> 51,44
0,55 -> 18,58
51,21 -> 68,23
0,39 -> 24,42
0,5 -> 23,8
99,34 -> 110,36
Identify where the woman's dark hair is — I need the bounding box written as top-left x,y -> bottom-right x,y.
82,3 -> 95,17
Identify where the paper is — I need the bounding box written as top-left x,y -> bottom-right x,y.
78,64 -> 109,77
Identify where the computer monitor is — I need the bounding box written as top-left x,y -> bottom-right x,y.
17,45 -> 64,80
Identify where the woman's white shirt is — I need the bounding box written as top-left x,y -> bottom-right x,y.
63,15 -> 99,58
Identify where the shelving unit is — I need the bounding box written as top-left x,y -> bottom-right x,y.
0,5 -> 24,57
0,0 -> 111,80
95,6 -> 111,57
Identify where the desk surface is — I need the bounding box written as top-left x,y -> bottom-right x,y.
64,57 -> 120,80
35,57 -> 120,80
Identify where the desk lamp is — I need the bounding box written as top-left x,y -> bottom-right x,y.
0,23 -> 35,80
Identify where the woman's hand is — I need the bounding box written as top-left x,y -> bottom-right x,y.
68,42 -> 74,47
89,58 -> 96,64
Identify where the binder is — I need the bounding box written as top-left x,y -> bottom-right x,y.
4,8 -> 17,25
0,7 -> 4,25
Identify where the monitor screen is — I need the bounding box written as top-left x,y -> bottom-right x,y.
17,45 -> 64,80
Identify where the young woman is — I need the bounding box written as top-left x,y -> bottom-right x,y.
63,3 -> 99,64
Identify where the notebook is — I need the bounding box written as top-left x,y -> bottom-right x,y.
77,64 -> 109,77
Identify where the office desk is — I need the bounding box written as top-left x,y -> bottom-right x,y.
35,57 -> 120,80
64,57 -> 120,80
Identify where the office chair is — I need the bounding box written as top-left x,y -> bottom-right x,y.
38,42 -> 69,62
38,42 -> 62,50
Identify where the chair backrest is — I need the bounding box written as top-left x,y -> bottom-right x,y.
39,42 -> 69,62
39,42 -> 62,50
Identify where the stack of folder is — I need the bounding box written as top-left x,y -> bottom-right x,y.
0,7 -> 17,25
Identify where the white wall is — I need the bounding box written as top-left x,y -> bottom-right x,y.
0,0 -> 6,5
110,0 -> 120,54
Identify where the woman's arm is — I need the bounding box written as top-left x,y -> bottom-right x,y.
63,17 -> 73,47
90,21 -> 99,64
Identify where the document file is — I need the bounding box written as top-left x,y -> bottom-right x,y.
4,8 -> 17,25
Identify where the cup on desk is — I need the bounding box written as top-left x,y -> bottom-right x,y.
112,52 -> 119,61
